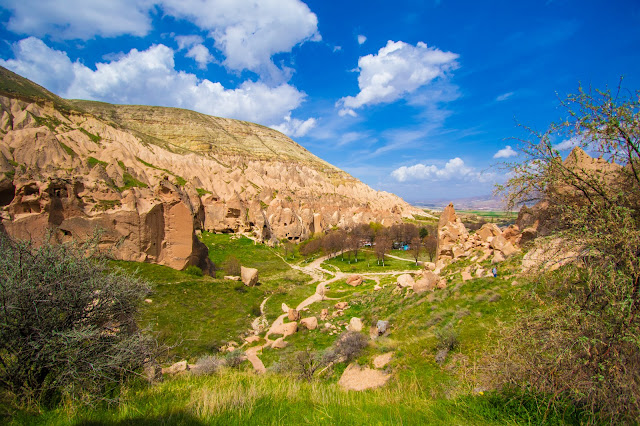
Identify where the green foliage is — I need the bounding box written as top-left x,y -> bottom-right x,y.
224,255 -> 241,276
135,156 -> 186,186
91,199 -> 121,212
78,127 -> 101,143
196,187 -> 211,197
33,114 -> 62,131
86,156 -> 107,168
259,200 -> 268,209
58,141 -> 76,157
493,83 -> 640,422
0,234 -> 153,407
184,265 -> 203,277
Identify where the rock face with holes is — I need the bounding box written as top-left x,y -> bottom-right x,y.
0,66 -> 424,271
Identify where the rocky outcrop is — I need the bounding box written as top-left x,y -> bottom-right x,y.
436,203 -> 525,269
0,66 -> 424,271
241,266 -> 259,286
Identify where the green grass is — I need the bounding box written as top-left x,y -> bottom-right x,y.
135,156 -> 187,186
196,187 -> 211,197
57,141 -> 76,157
87,156 -> 107,168
323,250 -> 421,273
33,114 -> 62,131
78,127 -> 101,143
5,370 -> 583,425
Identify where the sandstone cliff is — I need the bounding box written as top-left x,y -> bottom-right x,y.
0,66 -> 421,271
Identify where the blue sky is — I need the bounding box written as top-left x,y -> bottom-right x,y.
0,0 -> 638,202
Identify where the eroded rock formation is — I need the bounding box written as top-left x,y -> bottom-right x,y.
0,66 -> 423,271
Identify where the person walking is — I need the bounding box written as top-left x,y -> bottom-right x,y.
492,266 -> 498,278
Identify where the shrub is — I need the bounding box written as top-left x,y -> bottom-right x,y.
224,350 -> 245,369
0,233 -> 153,406
193,355 -> 224,376
224,255 -> 241,276
184,265 -> 203,277
333,331 -> 368,362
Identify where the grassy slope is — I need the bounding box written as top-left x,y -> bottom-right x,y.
117,232 -> 312,359
8,234 -> 583,424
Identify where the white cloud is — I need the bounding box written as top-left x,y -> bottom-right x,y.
495,91 -> 514,102
357,34 -> 367,45
270,114 -> 317,138
338,108 -> 357,117
159,0 -> 320,81
175,35 -> 204,50
493,145 -> 517,158
391,158 -> 482,182
2,0 -> 153,39
336,40 -> 459,112
1,0 -> 320,80
554,135 -> 582,151
186,44 -> 214,68
0,38 -> 310,126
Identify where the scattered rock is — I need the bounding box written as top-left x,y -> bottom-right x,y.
320,308 -> 329,320
300,316 -> 318,330
288,309 -> 300,321
272,337 -> 288,349
373,352 -> 393,369
346,274 -> 363,287
335,302 -> 349,310
396,274 -> 415,288
241,266 -> 259,286
271,321 -> 297,337
144,298 -> 153,304
348,317 -> 363,332
224,275 -> 241,281
423,262 -> 436,271
282,303 -> 290,313
376,320 -> 389,335
338,363 -> 390,391
461,271 -> 473,281
374,284 -> 382,291
162,360 -> 189,375
492,252 -> 506,263
245,335 -> 260,343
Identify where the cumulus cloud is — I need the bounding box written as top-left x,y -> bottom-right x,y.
0,37 -> 310,127
493,145 -> 517,158
495,91 -> 514,102
357,34 -> 367,45
391,158 -> 483,182
336,40 -> 459,113
270,114 -> 317,138
1,0 -> 153,39
159,0 -> 320,80
185,44 -> 214,68
1,0 -> 320,80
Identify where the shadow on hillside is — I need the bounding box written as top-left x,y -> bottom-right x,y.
76,412 -> 208,426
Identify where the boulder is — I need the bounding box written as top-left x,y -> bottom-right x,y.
423,262 -> 436,271
346,274 -> 363,287
281,303 -> 290,313
272,337 -> 288,349
461,271 -> 473,281
335,302 -> 349,310
373,352 -> 393,369
492,251 -> 506,263
396,274 -> 415,288
300,316 -> 318,330
271,321 -> 298,337
162,360 -> 189,375
348,317 -> 363,332
376,320 -> 389,335
477,223 -> 502,242
288,309 -> 300,321
241,266 -> 259,286
320,308 -> 329,320
224,275 -> 241,281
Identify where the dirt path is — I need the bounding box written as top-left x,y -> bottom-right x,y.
243,250 -> 418,373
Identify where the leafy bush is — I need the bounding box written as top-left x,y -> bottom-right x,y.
0,234 -> 153,406
224,255 -> 241,276
493,83 -> 640,422
184,265 -> 203,276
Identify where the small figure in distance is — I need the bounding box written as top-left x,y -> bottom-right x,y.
492,266 -> 498,278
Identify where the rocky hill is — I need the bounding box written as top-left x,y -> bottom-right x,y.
0,66 -> 422,272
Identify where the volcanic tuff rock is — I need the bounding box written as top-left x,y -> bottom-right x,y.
0,66 -> 421,270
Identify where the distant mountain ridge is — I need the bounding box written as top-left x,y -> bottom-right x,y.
415,195 -> 509,211
0,66 -> 422,272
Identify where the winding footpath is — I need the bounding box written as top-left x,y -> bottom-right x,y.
243,252 -> 418,373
